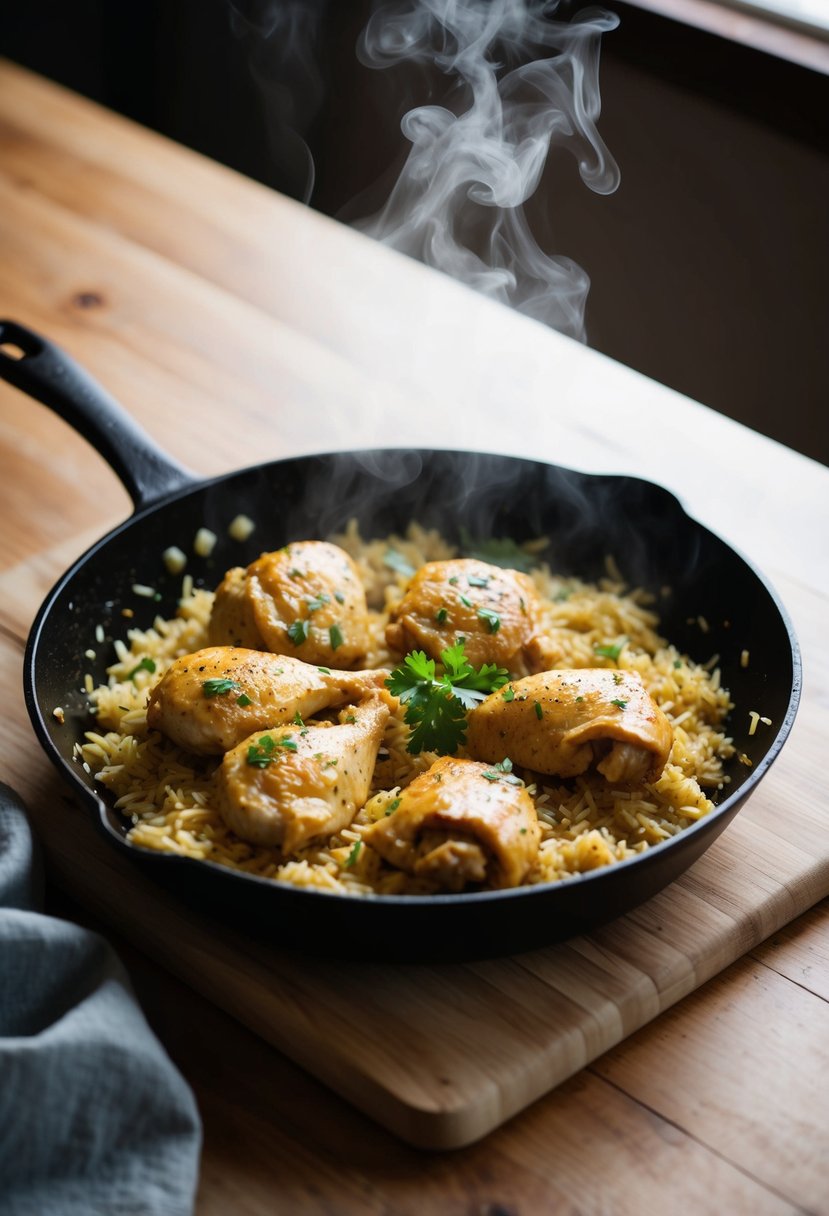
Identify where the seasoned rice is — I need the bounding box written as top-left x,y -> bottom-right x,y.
78,524 -> 735,896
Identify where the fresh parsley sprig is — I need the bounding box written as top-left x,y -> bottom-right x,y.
385,640 -> 508,755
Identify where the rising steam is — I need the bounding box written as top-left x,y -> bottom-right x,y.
228,0 -> 328,203
353,0 -> 620,341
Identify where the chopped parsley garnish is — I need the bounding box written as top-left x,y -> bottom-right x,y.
386,797 -> 401,815
467,575 -> 490,588
476,607 -> 501,634
246,734 -> 297,766
482,758 -> 523,786
383,549 -> 415,578
127,657 -> 156,681
435,607 -> 448,623
594,638 -> 627,661
534,701 -> 544,720
610,698 -> 629,710
246,736 -> 276,766
287,619 -> 310,645
673,659 -> 683,669
202,677 -> 240,698
305,593 -> 330,612
459,593 -> 473,609
385,640 -> 508,755
575,695 -> 584,702
293,711 -> 304,726
317,666 -> 331,675
448,576 -> 459,585
344,840 -> 362,868
612,672 -> 623,685
329,623 -> 344,650
502,686 -> 515,702
236,693 -> 252,707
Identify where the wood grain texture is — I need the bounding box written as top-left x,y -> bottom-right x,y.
1,60 -> 827,597
1,59 -> 828,1209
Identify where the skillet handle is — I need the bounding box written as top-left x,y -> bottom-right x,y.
0,319 -> 196,511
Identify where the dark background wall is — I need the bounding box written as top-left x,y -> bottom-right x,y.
3,0 -> 827,464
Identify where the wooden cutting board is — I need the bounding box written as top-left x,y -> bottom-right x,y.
1,543 -> 827,1151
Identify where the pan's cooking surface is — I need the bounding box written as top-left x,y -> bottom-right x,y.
25,447 -> 800,959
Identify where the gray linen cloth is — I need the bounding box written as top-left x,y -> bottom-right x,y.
0,783 -> 201,1216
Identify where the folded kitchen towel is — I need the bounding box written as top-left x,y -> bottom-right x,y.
0,783 -> 202,1216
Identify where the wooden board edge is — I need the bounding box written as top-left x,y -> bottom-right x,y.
31,800 -> 829,1151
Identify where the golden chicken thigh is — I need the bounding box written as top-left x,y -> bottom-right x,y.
146,646 -> 387,755
385,558 -> 541,669
216,697 -> 389,850
363,755 -> 540,891
209,540 -> 370,667
207,566 -> 264,649
466,669 -> 673,784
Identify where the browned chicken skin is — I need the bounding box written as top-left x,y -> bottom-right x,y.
146,646 -> 387,756
208,566 -> 264,649
216,697 -> 389,850
363,755 -> 541,890
385,558 -> 541,669
466,669 -> 673,784
209,540 -> 371,667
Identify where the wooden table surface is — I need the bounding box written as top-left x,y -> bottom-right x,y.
1,60 -> 828,1213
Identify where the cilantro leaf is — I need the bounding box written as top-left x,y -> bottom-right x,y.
202,677 -> 241,698
287,619 -> 310,645
246,735 -> 276,766
385,641 -> 508,755
386,650 -> 436,707
594,637 -> 627,661
476,607 -> 501,634
127,657 -> 156,681
482,758 -> 524,786
344,840 -> 362,868
246,734 -> 298,767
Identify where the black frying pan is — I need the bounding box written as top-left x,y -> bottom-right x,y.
0,319 -> 801,962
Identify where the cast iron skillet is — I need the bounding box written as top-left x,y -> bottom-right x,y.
0,319 -> 801,962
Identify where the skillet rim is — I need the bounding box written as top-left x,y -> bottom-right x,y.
23,445 -> 803,912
